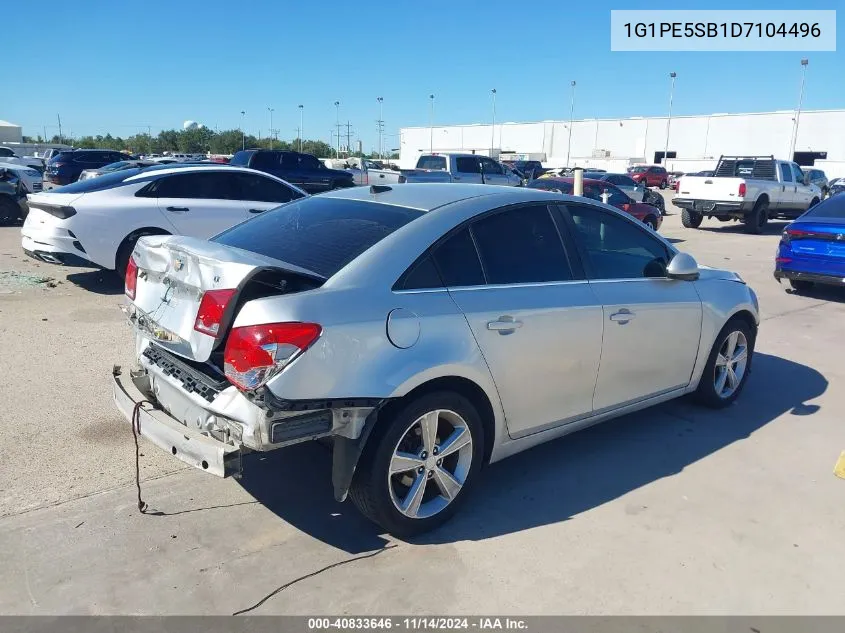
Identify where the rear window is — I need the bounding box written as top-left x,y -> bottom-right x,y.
51,169 -> 143,193
802,196 -> 845,219
417,156 -> 447,170
527,180 -> 573,194
212,197 -> 424,278
229,151 -> 253,166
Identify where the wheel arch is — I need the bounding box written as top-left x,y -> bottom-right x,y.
114,226 -> 171,270
754,193 -> 770,208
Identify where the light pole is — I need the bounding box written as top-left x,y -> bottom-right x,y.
663,72 -> 677,167
267,107 -> 274,149
429,94 -> 434,152
334,101 -> 340,157
789,58 -> 809,161
240,111 -> 245,151
377,96 -> 384,159
490,89 -> 497,156
298,105 -> 304,152
566,80 -> 576,167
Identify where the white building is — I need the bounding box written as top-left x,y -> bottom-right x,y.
399,109 -> 845,177
0,120 -> 23,144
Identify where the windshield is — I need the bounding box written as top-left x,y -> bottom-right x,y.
213,197 -> 424,278
100,161 -> 131,172
527,180 -> 573,194
629,166 -> 648,173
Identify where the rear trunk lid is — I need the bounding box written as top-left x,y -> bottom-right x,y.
677,176 -> 745,203
786,219 -> 845,261
129,235 -> 324,363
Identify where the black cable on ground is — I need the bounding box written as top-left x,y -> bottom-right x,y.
130,399 -> 153,513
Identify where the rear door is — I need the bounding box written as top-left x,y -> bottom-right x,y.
562,202 -> 702,411
150,172 -> 252,238
453,156 -> 482,184
439,203 -> 603,437
232,172 -> 304,216
297,153 -> 334,192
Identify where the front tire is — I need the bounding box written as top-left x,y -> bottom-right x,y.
659,179 -> 667,190
681,208 -> 703,228
694,319 -> 754,409
644,215 -> 659,231
349,392 -> 484,537
0,197 -> 20,225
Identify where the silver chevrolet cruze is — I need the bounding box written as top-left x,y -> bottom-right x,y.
114,184 -> 759,536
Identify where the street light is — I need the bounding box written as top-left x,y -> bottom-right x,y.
663,72 -> 677,167
566,81 -> 576,167
377,96 -> 384,160
298,105 -> 304,152
240,111 -> 245,151
267,107 -> 274,149
490,89 -> 497,156
334,101 -> 340,157
429,94 -> 435,152
789,58 -> 809,160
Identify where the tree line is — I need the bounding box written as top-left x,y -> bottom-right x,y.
22,128 -> 397,159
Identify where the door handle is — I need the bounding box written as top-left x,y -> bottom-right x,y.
609,309 -> 635,323
487,316 -> 523,334
453,176 -> 461,180
166,206 -> 189,212
248,208 -> 265,214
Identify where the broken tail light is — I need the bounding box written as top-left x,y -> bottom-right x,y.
125,256 -> 138,299
224,322 -> 321,391
194,289 -> 237,336
738,183 -> 747,197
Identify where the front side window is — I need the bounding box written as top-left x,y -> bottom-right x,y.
480,158 -> 503,175
280,153 -> 300,170
298,154 -> 321,170
250,152 -> 280,171
471,205 -> 571,284
565,203 -> 670,280
792,164 -> 806,183
152,172 -> 234,199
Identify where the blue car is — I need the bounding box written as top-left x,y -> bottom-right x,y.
775,194 -> 845,293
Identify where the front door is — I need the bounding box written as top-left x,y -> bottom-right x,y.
562,202 -> 703,411
777,162 -> 797,213
792,163 -> 815,211
434,204 -> 603,436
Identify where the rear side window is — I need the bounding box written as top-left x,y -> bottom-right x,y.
250,152 -> 280,170
213,197 -> 423,278
417,156 -> 447,170
779,163 -> 793,183
396,256 -> 443,290
280,153 -> 300,169
471,205 -> 571,284
229,152 -> 252,166
431,228 -> 485,287
456,157 -> 480,174
298,154 -> 321,170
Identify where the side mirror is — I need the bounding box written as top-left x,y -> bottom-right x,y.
667,252 -> 700,281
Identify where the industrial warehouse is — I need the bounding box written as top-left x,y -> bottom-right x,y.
398,108 -> 845,177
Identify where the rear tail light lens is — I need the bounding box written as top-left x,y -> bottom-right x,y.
125,256 -> 138,299
194,289 -> 236,336
30,203 -> 76,219
738,183 -> 747,197
224,322 -> 321,391
782,227 -> 810,245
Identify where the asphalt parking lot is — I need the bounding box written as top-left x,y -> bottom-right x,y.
2,191 -> 845,615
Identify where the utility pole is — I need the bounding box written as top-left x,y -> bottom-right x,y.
334,101 -> 340,157
663,72 -> 677,167
429,94 -> 435,152
57,114 -> 63,144
490,89 -> 497,157
345,121 -> 353,157
377,96 -> 384,159
566,81 -> 576,167
267,107 -> 274,149
147,125 -> 153,156
240,110 -> 246,151
298,105 -> 304,152
789,58 -> 809,161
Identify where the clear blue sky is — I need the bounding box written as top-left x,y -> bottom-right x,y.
5,0 -> 841,153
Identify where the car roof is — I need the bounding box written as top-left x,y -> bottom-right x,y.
126,163 -> 237,179
532,177 -> 613,187
318,183 -> 565,212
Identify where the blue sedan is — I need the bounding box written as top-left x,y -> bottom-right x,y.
775,194 -> 845,292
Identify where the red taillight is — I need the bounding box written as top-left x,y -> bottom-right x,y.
224,323 -> 321,390
194,289 -> 236,336
124,256 -> 138,299
738,183 -> 747,197
776,257 -> 793,263
783,227 -> 810,245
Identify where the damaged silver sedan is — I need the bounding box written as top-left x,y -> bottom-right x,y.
114,184 -> 760,536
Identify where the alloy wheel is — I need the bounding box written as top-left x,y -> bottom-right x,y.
388,409 -> 473,519
714,330 -> 748,399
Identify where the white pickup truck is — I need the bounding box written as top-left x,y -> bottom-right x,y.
673,155 -> 822,234
401,153 -> 523,186
325,157 -> 406,186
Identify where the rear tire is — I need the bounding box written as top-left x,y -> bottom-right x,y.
808,197 -> 820,209
694,319 -> 755,409
789,279 -> 814,293
681,209 -> 703,228
349,391 -> 484,537
743,199 -> 768,234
